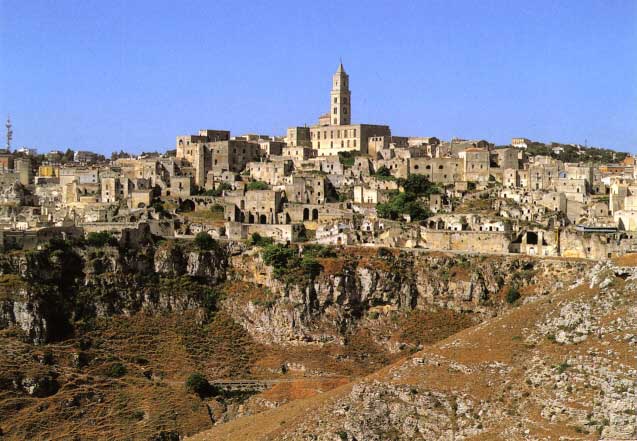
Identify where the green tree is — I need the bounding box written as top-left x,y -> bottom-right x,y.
185,373 -> 215,397
107,362 -> 127,378
374,165 -> 391,177
300,257 -> 323,278
202,182 -> 232,196
506,286 -> 521,304
377,192 -> 432,221
397,174 -> 439,196
193,232 -> 217,251
262,244 -> 295,271
61,148 -> 75,164
247,232 -> 273,247
246,181 -> 269,191
86,231 -> 116,247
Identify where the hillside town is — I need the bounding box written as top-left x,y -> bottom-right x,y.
1,63 -> 636,260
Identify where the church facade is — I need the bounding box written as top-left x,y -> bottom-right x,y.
308,64 -> 391,157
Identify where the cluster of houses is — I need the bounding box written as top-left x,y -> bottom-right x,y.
1,64 -> 636,260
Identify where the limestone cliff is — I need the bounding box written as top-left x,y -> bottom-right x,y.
188,258 -> 637,441
0,239 -> 228,344
225,248 -> 589,347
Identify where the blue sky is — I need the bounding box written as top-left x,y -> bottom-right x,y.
1,0 -> 636,154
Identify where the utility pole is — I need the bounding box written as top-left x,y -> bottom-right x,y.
5,115 -> 12,151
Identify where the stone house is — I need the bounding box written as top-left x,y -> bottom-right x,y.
461,148 -> 491,183
247,159 -> 293,185
284,175 -> 328,205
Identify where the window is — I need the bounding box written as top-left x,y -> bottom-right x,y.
353,139 -> 357,147
333,107 -> 337,115
353,129 -> 357,137
330,131 -> 333,139
343,107 -> 348,114
334,97 -> 337,103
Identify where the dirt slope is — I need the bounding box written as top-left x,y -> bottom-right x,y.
188,259 -> 637,441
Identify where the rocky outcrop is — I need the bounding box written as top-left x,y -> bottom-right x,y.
188,258 -> 636,441
0,240 -> 228,344
0,240 -> 591,350
226,250 -> 590,345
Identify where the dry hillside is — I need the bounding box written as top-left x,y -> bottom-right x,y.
188,259 -> 637,441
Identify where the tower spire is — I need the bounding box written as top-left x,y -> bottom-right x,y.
5,115 -> 12,151
331,63 -> 351,125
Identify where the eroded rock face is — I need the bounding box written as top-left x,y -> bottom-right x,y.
0,241 -> 589,350
244,260 -> 637,441
18,374 -> 59,398
226,252 -> 590,345
0,287 -> 49,344
0,241 -> 228,344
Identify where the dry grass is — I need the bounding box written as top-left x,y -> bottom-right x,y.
188,271 -> 620,441
612,252 -> 637,267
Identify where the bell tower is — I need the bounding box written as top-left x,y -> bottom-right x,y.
330,63 -> 351,125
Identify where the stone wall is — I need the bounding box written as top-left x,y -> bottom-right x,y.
420,229 -> 511,254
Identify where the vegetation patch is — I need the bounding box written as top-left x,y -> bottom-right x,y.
0,274 -> 28,301
376,175 -> 439,221
193,232 -> 218,251
246,181 -> 269,191
86,231 -> 117,247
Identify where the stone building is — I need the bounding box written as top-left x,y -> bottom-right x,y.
409,157 -> 463,185
14,158 -> 32,186
528,163 -> 559,190
100,174 -> 123,204
247,159 -> 293,185
285,175 -> 328,205
461,148 -> 491,182
168,176 -> 192,198
176,130 -> 261,187
282,146 -> 315,162
0,150 -> 13,171
286,127 -> 311,147
258,140 -> 285,157
511,138 -> 531,149
308,64 -> 391,156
